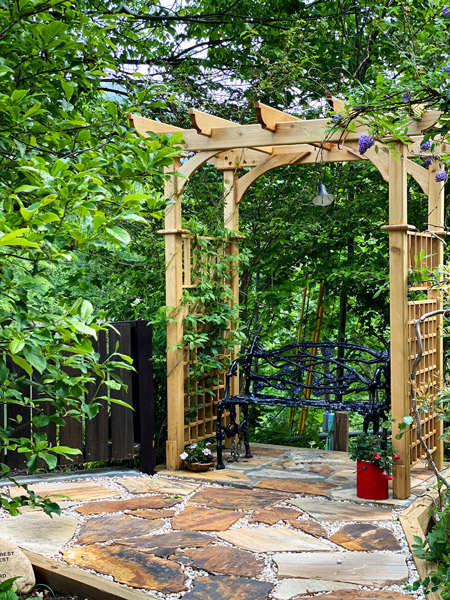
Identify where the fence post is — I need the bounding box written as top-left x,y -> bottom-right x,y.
134,321 -> 155,474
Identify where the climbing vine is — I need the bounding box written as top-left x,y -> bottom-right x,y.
180,223 -> 249,420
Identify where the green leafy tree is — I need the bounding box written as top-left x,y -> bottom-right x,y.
0,0 -> 181,512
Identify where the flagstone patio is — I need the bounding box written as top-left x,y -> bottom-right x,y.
1,444 -> 447,599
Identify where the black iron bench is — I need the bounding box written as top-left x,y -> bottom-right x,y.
216,336 -> 390,469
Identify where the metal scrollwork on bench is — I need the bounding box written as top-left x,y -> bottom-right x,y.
216,336 -> 390,470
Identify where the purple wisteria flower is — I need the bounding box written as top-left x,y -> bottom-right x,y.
422,157 -> 433,167
444,62 -> 450,74
443,5 -> 450,17
402,92 -> 411,103
420,140 -> 431,152
359,134 -> 375,155
435,170 -> 448,182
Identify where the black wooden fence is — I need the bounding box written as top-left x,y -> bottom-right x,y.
3,320 -> 155,474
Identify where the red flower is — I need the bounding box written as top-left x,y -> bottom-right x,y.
386,475 -> 394,480
381,471 -> 388,478
394,453 -> 401,461
372,453 -> 381,460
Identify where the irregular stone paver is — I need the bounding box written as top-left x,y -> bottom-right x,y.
75,495 -> 180,515
289,498 -> 392,521
327,470 -> 357,483
255,479 -> 338,497
172,505 -> 243,531
251,468 -> 320,481
249,507 -> 327,538
289,519 -> 328,538
158,468 -> 250,484
271,459 -> 306,471
329,487 -> 405,506
0,538 -> 35,594
126,509 -> 176,519
0,513 -> 77,556
63,544 -> 186,593
250,445 -> 288,456
289,450 -> 350,463
304,464 -> 336,475
274,552 -> 408,586
273,578 -> 359,600
75,514 -> 164,545
173,545 -> 264,577
299,592 -> 414,600
190,487 -> 288,510
8,481 -> 119,501
182,575 -> 272,599
250,507 -> 303,525
330,523 -> 401,551
118,531 -> 214,558
119,476 -> 200,496
219,528 -> 332,552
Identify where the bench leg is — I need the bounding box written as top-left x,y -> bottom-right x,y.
216,403 -> 226,470
242,404 -> 253,459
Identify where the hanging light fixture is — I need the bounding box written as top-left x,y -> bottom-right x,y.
312,182 -> 334,207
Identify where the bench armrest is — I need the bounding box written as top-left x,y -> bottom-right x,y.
223,357 -> 246,400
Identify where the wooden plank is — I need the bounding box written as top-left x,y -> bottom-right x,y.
224,171 -> 240,404
188,108 -> 238,136
35,380 -> 57,470
109,323 -> 134,460
127,113 -> 185,135
427,162 -> 446,471
58,415 -> 83,466
58,355 -> 84,466
211,149 -> 269,169
255,101 -> 301,131
134,321 -> 155,475
164,160 -> 185,470
389,142 -> 411,500
333,412 -> 349,452
399,490 -> 442,600
85,330 -> 109,462
129,112 -> 439,153
5,358 -> 31,469
326,95 -> 346,113
24,549 -> 159,600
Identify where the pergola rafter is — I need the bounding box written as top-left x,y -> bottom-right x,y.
129,102 -> 446,500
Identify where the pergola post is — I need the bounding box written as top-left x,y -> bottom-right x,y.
427,162 -> 446,471
223,170 -> 240,399
163,159 -> 186,470
388,143 -> 411,499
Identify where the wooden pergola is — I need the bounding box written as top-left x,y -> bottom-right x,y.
129,101 -> 447,499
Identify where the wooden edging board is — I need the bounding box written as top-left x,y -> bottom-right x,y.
23,550 -> 159,600
399,489 -> 442,600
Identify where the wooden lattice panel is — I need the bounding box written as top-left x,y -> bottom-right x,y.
407,231 -> 440,289
407,299 -> 440,465
181,235 -> 233,445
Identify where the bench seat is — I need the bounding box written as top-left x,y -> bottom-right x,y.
216,336 -> 390,469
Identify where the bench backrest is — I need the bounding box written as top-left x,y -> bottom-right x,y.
244,337 -> 390,409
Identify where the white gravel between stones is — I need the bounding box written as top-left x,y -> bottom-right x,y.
1,472 -> 428,599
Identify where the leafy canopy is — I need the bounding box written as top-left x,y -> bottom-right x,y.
0,0 -> 181,512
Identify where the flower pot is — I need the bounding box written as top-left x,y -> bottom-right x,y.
356,460 -> 389,500
184,461 -> 213,472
